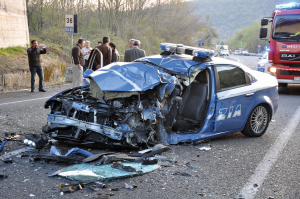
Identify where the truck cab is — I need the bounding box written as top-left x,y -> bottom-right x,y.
259,3 -> 300,87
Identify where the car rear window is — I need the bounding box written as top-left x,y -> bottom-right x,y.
216,66 -> 247,90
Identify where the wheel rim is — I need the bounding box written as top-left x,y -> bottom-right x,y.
250,106 -> 268,134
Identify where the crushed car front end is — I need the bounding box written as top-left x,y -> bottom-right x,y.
43,52 -> 210,147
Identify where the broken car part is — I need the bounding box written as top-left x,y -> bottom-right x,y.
111,162 -> 139,172
51,162 -> 160,183
50,146 -> 93,157
23,134 -> 48,149
33,154 -> 83,164
0,174 -> 8,180
0,140 -> 7,153
60,182 -> 84,193
83,153 -> 136,165
3,158 -> 13,163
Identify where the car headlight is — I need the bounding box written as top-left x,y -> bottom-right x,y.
270,67 -> 276,73
260,64 -> 265,67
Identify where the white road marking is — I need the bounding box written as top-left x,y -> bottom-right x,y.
238,106 -> 300,199
229,56 -> 240,63
1,147 -> 34,159
0,96 -> 51,106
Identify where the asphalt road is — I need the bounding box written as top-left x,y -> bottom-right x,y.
0,56 -> 300,199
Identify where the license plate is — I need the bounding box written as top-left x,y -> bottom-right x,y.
294,77 -> 300,81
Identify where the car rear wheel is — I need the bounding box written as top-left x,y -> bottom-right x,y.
278,83 -> 287,87
241,105 -> 270,137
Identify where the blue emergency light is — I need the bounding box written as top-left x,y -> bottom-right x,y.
276,2 -> 300,9
160,43 -> 214,59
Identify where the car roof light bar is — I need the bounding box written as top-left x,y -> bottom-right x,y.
160,43 -> 214,59
275,3 -> 300,9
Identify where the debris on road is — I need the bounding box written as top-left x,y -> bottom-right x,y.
172,171 -> 192,177
0,174 -> 8,180
125,183 -> 137,189
23,134 -> 48,149
111,162 -> 139,172
29,194 -> 35,197
199,146 -> 211,151
3,158 -> 13,163
60,182 -> 84,193
0,140 -> 7,154
33,154 -> 83,164
83,153 -> 136,165
89,182 -> 107,191
142,159 -> 158,165
51,162 -> 159,183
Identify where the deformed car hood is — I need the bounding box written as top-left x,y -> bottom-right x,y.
89,55 -> 205,92
89,62 -> 177,92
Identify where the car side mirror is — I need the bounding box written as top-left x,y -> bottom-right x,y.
83,69 -> 93,78
261,19 -> 269,26
259,28 -> 268,39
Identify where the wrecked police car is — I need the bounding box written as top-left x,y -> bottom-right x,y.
42,43 -> 279,147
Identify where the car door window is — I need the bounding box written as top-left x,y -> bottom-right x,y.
215,65 -> 249,91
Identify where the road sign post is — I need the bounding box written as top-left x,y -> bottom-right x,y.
65,15 -> 78,68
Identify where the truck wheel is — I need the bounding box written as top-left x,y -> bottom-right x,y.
278,83 -> 287,87
241,105 -> 270,137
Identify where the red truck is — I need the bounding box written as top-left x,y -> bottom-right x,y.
259,3 -> 300,87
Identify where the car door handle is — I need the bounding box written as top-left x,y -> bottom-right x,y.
245,93 -> 254,97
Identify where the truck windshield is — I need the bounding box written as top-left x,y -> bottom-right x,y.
273,14 -> 300,40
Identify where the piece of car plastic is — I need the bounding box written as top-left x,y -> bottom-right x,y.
50,146 -> 93,157
0,140 -> 7,153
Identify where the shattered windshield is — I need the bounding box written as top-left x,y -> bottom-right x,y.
273,14 -> 300,40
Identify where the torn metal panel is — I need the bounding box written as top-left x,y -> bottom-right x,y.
47,114 -> 124,140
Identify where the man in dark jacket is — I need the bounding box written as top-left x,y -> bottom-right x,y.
71,39 -> 85,87
124,40 -> 146,62
27,40 -> 47,92
94,36 -> 112,69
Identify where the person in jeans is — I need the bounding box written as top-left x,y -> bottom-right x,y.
27,40 -> 47,92
81,41 -> 92,71
71,39 -> 85,87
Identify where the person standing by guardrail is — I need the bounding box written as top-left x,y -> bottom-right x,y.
71,38 -> 85,87
27,40 -> 47,93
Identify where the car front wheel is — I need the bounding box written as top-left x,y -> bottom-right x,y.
241,105 -> 270,137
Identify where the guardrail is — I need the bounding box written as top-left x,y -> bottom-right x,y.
233,53 -> 263,57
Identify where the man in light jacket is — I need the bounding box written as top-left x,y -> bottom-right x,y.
124,40 -> 146,62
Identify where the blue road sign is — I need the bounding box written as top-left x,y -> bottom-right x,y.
198,40 -> 204,44
65,27 -> 74,33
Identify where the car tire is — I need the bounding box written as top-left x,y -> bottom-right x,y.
241,105 -> 270,137
278,83 -> 288,87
